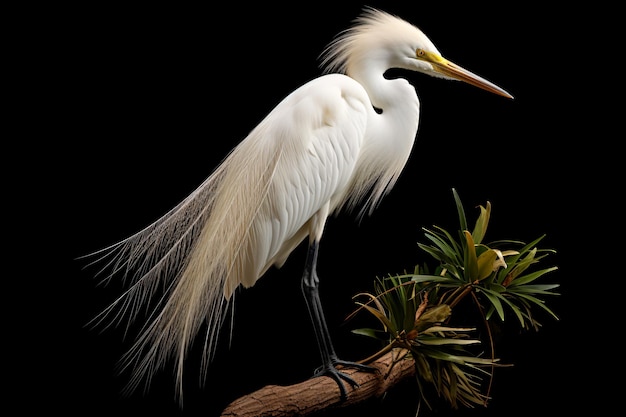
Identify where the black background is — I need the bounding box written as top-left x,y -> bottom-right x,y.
18,1 -> 613,416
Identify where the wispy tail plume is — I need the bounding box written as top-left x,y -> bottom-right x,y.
83,136 -> 282,403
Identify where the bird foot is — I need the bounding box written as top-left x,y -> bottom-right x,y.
313,358 -> 379,400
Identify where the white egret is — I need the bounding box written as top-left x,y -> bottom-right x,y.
87,8 -> 512,403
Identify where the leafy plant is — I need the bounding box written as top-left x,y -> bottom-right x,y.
350,188 -> 559,410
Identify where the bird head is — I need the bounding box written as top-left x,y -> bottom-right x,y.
321,8 -> 512,99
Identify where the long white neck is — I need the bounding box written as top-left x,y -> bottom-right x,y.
349,57 -> 420,139
343,61 -> 421,217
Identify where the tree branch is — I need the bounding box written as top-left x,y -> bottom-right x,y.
221,349 -> 415,417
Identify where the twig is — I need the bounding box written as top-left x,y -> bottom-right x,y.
221,349 -> 415,417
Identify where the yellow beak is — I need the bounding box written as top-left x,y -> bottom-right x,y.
419,50 -> 513,99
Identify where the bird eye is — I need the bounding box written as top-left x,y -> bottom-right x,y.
416,49 -> 426,57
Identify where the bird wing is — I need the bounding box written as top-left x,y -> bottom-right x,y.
227,73 -> 373,292
86,73 -> 373,398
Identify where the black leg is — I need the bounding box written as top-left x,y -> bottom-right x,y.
301,241 -> 377,400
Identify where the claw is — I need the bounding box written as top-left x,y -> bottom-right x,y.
313,358 -> 379,400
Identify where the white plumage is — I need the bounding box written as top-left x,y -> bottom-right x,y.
87,8 -> 511,402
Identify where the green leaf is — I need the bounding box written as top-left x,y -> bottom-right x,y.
410,274 -> 457,284
481,287 -> 528,326
472,201 -> 491,245
422,228 -> 460,264
423,326 -> 475,333
433,225 -> 464,262
414,351 -> 434,382
510,284 -> 560,295
418,243 -> 447,263
487,282 -> 507,293
452,188 -> 468,232
476,249 -> 498,281
508,266 -> 559,287
420,349 -> 495,366
419,338 -> 481,346
512,292 -> 560,320
351,328 -> 387,340
463,231 -> 478,281
478,287 -> 506,321
417,305 -> 452,325
356,302 -> 397,335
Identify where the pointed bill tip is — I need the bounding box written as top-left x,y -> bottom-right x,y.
436,58 -> 513,99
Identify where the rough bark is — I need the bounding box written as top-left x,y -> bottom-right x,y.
221,349 -> 415,417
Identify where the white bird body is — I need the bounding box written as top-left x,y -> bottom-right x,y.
236,72 -> 419,289
226,73 -> 377,290
88,8 -> 511,402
